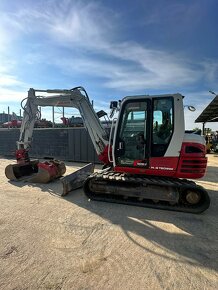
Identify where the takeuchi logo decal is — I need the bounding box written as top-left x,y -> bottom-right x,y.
136,162 -> 147,166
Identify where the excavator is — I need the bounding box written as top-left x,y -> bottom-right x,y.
5,86 -> 210,213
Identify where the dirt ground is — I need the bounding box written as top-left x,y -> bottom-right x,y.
0,155 -> 217,290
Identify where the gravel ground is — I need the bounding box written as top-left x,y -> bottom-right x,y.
0,155 -> 217,290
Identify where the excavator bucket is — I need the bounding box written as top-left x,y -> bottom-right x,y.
5,160 -> 39,181
5,158 -> 93,195
61,163 -> 95,196
5,159 -> 66,183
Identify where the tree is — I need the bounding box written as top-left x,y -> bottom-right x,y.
192,127 -> 200,131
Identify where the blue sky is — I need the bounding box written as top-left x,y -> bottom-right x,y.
0,0 -> 218,129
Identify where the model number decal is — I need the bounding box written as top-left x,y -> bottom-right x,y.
150,166 -> 173,171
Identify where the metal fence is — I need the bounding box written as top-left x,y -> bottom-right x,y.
0,128 -> 100,163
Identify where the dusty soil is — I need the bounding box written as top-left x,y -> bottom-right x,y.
0,155 -> 217,290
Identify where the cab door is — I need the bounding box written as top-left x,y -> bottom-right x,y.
113,98 -> 151,168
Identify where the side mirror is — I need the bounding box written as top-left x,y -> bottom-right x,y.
188,106 -> 196,112
110,101 -> 118,109
184,105 -> 196,112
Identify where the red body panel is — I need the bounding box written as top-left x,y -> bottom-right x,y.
175,142 -> 207,178
98,145 -> 111,164
114,142 -> 207,179
114,157 -> 178,177
38,162 -> 58,178
16,149 -> 30,165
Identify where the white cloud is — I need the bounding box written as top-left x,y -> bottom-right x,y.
52,46 -> 202,92
0,1 -> 217,105
27,3 -> 206,92
0,1 -> 113,49
0,59 -> 28,102
201,60 -> 218,85
0,75 -> 24,87
0,88 -> 26,102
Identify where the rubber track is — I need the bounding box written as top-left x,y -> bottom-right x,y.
83,171 -> 210,214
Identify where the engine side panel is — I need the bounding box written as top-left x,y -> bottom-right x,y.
114,156 -> 178,176
175,142 -> 207,178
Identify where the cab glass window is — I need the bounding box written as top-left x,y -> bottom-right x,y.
152,98 -> 174,157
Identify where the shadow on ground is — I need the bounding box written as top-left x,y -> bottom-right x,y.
64,187 -> 218,271
7,161 -> 218,272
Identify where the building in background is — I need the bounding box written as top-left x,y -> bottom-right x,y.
0,112 -> 22,123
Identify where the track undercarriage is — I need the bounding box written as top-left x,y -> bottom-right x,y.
83,170 -> 210,214
5,160 -> 210,214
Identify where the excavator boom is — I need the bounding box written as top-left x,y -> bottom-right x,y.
17,87 -> 109,155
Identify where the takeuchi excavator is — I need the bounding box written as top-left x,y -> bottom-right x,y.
5,86 -> 210,213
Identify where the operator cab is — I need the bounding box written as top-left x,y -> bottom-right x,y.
113,95 -> 179,170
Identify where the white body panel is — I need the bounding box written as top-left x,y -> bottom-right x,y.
183,133 -> 206,145
164,94 -> 185,157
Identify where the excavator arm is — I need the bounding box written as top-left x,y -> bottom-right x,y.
18,87 -> 109,157
5,86 -> 110,187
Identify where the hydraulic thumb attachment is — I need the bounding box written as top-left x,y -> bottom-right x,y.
61,163 -> 95,196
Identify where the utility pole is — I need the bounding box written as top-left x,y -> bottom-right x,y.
202,122 -> 205,136
7,106 -> 10,129
52,106 -> 55,128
